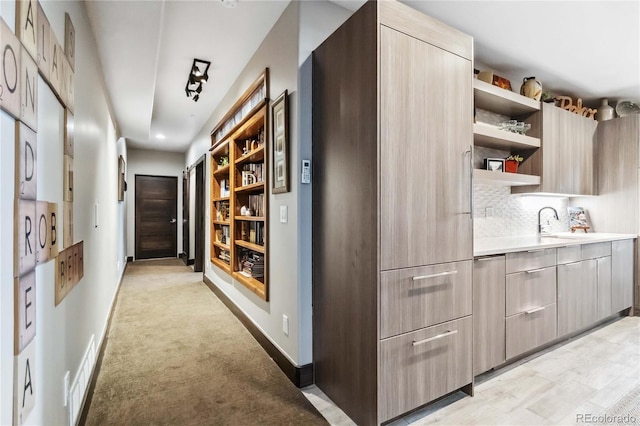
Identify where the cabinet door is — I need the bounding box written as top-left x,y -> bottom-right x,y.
379,26 -> 472,270
542,104 -> 596,195
558,260 -> 597,336
473,256 -> 505,375
596,256 -> 612,320
612,239 -> 634,312
542,104 -> 574,194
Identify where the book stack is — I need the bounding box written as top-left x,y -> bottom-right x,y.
242,163 -> 263,183
247,194 -> 264,217
249,222 -> 264,245
219,249 -> 230,264
241,254 -> 264,279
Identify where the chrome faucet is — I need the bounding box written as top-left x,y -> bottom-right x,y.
538,207 -> 559,234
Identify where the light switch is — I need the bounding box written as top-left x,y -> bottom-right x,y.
280,205 -> 288,223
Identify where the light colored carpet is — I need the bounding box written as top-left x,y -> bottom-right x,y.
84,258 -> 325,425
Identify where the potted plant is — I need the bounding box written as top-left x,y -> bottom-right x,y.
505,155 -> 524,173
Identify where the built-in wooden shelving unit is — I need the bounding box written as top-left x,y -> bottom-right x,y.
474,169 -> 541,186
209,69 -> 269,301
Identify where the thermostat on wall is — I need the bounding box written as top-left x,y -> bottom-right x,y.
301,160 -> 311,184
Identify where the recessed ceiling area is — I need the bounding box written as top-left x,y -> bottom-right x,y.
86,0 -> 639,154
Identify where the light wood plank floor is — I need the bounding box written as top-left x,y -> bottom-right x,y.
303,316 -> 640,425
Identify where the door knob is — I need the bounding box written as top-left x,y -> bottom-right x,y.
170,219 -> 177,224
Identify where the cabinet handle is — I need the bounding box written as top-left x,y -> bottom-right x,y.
412,270 -> 458,281
526,249 -> 546,253
476,257 -> 498,262
462,146 -> 473,215
525,306 -> 545,314
525,268 -> 546,274
413,330 -> 458,346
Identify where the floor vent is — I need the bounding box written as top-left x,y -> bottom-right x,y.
69,334 -> 96,426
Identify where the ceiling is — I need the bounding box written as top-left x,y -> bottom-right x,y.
86,0 -> 640,153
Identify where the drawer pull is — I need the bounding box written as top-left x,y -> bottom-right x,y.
525,268 -> 546,274
476,256 -> 499,262
525,306 -> 545,314
412,330 -> 458,346
412,270 -> 458,281
526,249 -> 546,253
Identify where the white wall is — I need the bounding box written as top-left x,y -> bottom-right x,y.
184,1 -> 351,367
126,148 -> 185,259
1,1 -> 126,425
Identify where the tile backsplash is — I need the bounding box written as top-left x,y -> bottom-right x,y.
473,183 -> 570,239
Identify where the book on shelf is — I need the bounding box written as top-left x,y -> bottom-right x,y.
241,254 -> 264,278
219,179 -> 230,198
218,249 -> 230,263
241,163 -> 264,186
246,194 -> 264,217
240,221 -> 264,245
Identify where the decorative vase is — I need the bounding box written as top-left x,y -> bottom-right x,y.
505,160 -> 519,173
520,77 -> 542,101
595,98 -> 614,121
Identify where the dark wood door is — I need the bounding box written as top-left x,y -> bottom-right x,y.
182,172 -> 190,264
135,175 -> 178,260
194,160 -> 205,272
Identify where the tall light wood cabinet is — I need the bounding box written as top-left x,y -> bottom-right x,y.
572,116 -> 639,312
514,103 -> 597,195
313,1 -> 473,424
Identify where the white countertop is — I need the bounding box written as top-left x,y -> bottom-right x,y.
474,233 -> 637,257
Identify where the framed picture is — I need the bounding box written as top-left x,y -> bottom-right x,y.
118,155 -> 126,201
484,158 -> 505,172
271,90 -> 289,194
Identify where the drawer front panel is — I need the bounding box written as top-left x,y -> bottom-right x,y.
506,303 -> 557,359
505,248 -> 556,274
505,266 -> 557,316
581,242 -> 611,260
380,316 -> 472,421
557,246 -> 581,265
380,261 -> 472,338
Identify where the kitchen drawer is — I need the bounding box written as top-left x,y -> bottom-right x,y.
506,266 -> 556,316
379,316 -> 472,422
505,248 -> 556,274
506,303 -> 557,359
557,245 -> 581,264
380,261 -> 472,338
581,242 -> 611,260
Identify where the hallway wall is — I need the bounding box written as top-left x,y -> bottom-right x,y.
0,1 -> 125,424
126,149 -> 185,260
184,1 -> 351,368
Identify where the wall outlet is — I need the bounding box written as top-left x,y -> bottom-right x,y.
282,314 -> 289,336
280,205 -> 288,224
63,370 -> 70,407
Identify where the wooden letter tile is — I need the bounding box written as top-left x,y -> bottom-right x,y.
1,18 -> 23,119
14,271 -> 36,354
49,203 -> 59,258
20,45 -> 38,131
36,3 -> 50,81
16,121 -> 37,200
15,199 -> 36,277
63,201 -> 73,248
13,339 -> 36,425
35,201 -> 49,264
16,0 -> 38,60
64,110 -> 74,157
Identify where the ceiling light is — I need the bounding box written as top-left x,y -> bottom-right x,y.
221,0 -> 237,8
156,133 -> 166,140
185,58 -> 211,102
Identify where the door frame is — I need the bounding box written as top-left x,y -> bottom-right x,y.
185,155 -> 206,273
181,170 -> 190,265
134,174 -> 178,260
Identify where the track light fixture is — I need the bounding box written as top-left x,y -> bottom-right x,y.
185,58 -> 211,102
